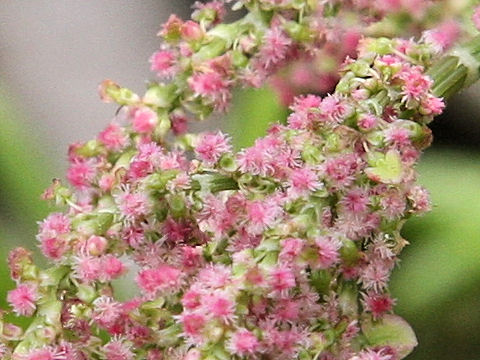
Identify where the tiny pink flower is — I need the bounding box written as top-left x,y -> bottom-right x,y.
137,265 -> 182,295
195,131 -> 232,165
131,107 -> 158,133
227,329 -> 260,356
67,158 -> 96,189
150,49 -> 177,78
315,237 -> 341,269
474,6 -> 480,31
7,284 -> 38,316
98,122 -> 129,151
180,313 -> 206,340
100,255 -> 126,281
103,338 -> 134,360
288,167 -> 321,196
269,266 -> 296,292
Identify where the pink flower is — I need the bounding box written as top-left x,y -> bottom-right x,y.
257,26 -> 292,70
341,188 -> 370,214
279,237 -> 305,261
103,339 -> 134,360
100,255 -> 126,281
180,313 -> 206,340
227,329 -> 260,356
182,288 -> 203,310
206,292 -> 235,322
37,213 -> 71,260
245,199 -> 282,234
474,6 -> 480,31
288,167 -> 321,196
7,284 -> 37,316
98,122 -> 129,151
188,71 -> 230,109
423,21 -> 460,53
67,158 -> 96,189
195,131 -> 232,165
22,347 -> 64,360
363,292 -> 395,319
136,265 -> 182,295
131,107 -> 158,133
357,114 -> 378,131
73,254 -> 102,283
149,49 -> 177,78
315,237 -> 340,269
115,189 -> 150,220
269,266 -> 296,292
180,21 -> 204,41
93,296 -> 122,328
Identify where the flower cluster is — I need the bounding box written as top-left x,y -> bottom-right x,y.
2,1 -> 480,360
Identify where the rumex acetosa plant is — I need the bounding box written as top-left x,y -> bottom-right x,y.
2,1 -> 480,359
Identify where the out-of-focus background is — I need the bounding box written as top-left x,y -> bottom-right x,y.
0,2 -> 479,360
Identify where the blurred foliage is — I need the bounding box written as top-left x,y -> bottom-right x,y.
0,85 -> 479,359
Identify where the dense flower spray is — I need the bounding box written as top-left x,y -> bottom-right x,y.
2,1 -> 480,360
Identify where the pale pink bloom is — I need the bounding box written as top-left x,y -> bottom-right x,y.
340,188 -> 370,214
288,167 -> 321,196
205,292 -> 235,322
85,235 -> 108,256
195,131 -> 232,165
423,21 -> 460,53
474,6 -> 480,30
100,255 -> 126,281
197,264 -> 232,289
360,260 -> 391,292
319,95 -> 350,124
380,190 -> 406,219
227,329 -> 260,356
279,237 -> 305,261
325,153 -> 363,188
67,158 -> 96,189
182,288 -> 203,310
99,173 -> 116,192
314,237 -> 341,269
73,254 -> 102,283
7,284 -> 38,316
150,49 -> 177,78
115,189 -> 150,220
357,114 -> 378,131
131,107 -> 158,133
103,338 -> 134,360
274,298 -> 300,322
180,20 -> 204,41
408,185 -> 431,214
384,126 -> 411,148
98,122 -> 129,151
37,215 -> 70,259
22,347 -> 65,360
136,265 -> 182,295
399,67 -> 433,102
188,71 -> 230,109
258,26 -> 292,70
93,296 -> 122,328
420,94 -> 445,115
180,313 -> 206,342
245,199 -> 282,234
269,266 -> 296,292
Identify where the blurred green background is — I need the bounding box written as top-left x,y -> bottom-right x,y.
1,2 -> 479,360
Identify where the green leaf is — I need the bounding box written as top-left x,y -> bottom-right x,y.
365,149 -> 403,184
362,314 -> 418,358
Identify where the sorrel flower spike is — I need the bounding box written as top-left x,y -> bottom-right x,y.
2,2 -> 480,360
